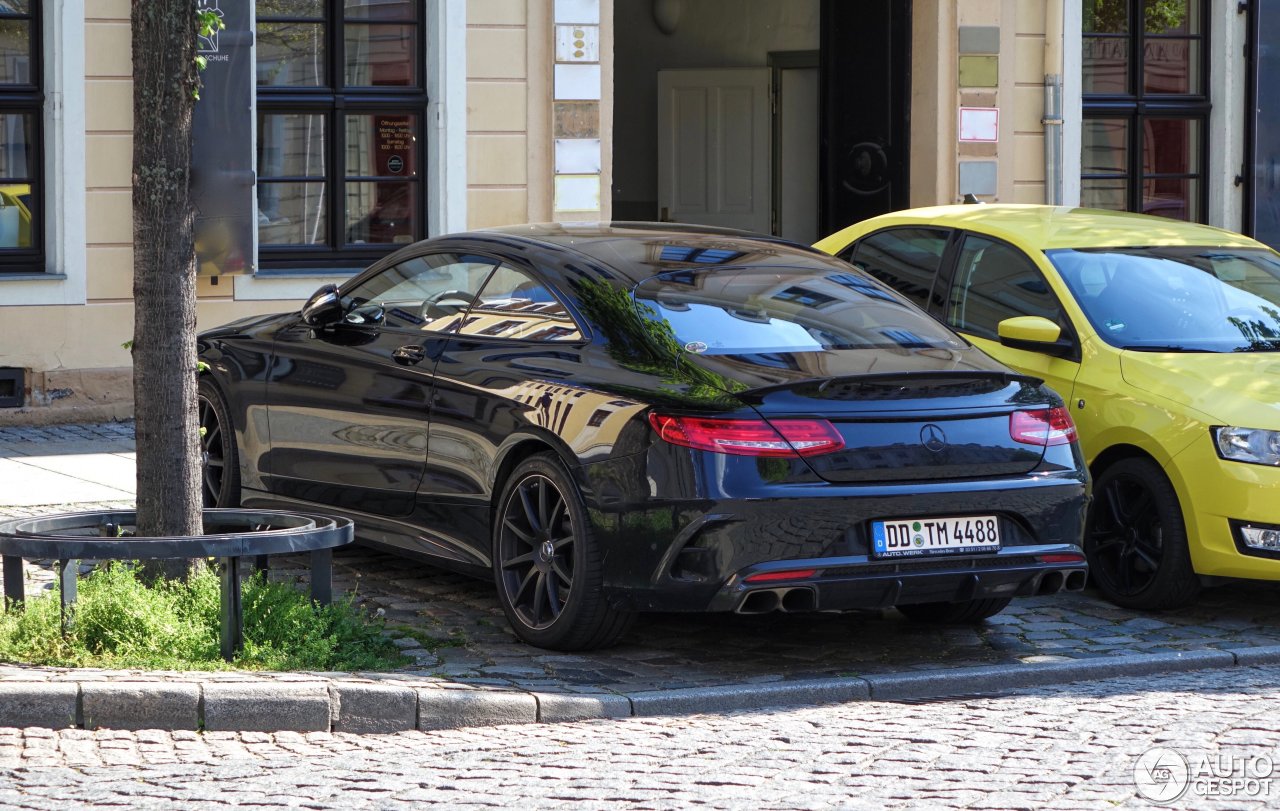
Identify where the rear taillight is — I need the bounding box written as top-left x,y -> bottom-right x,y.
1010,407 -> 1078,446
1041,553 -> 1085,564
743,568 -> 819,583
648,413 -> 845,457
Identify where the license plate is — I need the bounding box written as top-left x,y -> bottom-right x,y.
871,515 -> 1001,558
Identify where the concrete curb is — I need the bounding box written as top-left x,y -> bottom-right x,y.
1,647 -> 1276,733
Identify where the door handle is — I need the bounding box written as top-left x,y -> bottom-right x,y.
393,345 -> 426,365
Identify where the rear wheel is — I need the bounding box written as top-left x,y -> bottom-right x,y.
897,597 -> 1012,624
197,378 -> 241,508
1086,457 -> 1199,609
492,453 -> 633,650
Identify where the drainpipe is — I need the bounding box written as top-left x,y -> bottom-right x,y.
1044,0 -> 1065,205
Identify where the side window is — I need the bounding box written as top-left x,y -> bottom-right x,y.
948,235 -> 1067,341
458,264 -> 584,341
343,253 -> 498,332
846,228 -> 950,311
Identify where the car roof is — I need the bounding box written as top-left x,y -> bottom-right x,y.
469,222 -> 831,284
848,204 -> 1265,251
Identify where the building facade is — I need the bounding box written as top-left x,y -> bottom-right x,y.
0,0 -> 1267,422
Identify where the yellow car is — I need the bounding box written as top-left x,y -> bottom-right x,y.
816,204 -> 1280,609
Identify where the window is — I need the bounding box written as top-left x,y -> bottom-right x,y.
342,253 -> 496,332
1081,0 -> 1208,221
633,266 -> 963,355
0,0 -> 41,271
843,228 -> 950,311
256,0 -> 426,268
458,265 -> 584,342
948,235 -> 1068,341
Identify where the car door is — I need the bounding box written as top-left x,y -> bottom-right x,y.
940,232 -> 1087,421
837,226 -> 953,316
264,252 -> 499,517
413,260 -> 589,566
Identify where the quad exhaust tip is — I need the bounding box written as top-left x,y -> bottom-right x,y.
1037,568 -> 1088,595
736,586 -> 817,615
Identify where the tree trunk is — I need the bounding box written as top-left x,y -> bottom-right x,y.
131,0 -> 202,560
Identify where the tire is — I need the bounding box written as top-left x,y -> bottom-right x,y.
1086,456 -> 1200,609
492,452 -> 633,651
896,597 -> 1012,624
197,378 -> 241,508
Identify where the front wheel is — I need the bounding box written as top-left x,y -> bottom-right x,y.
492,453 -> 633,650
1086,457 -> 1199,609
897,598 -> 1012,624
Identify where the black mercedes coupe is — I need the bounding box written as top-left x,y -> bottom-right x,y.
197,223 -> 1089,650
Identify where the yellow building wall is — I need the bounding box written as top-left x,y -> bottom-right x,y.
466,0 -> 553,228
912,0 -> 1052,206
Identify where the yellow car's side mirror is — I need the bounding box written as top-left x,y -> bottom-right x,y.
996,316 -> 1076,359
998,316 -> 1061,344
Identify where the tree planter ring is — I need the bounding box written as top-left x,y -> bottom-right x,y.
0,509 -> 355,661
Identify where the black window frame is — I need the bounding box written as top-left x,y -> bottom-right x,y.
1081,0 -> 1210,222
0,0 -> 44,273
840,226 -> 956,314
256,0 -> 429,270
944,231 -> 1079,355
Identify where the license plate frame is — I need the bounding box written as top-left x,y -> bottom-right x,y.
871,515 -> 1002,558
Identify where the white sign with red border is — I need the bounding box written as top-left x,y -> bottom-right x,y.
959,107 -> 1000,142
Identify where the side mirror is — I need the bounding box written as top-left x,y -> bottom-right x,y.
996,316 -> 1075,358
301,284 -> 344,326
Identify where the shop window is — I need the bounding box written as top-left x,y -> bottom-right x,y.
0,0 -> 41,272
256,0 -> 426,268
1081,0 -> 1208,222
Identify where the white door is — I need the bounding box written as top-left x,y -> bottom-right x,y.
657,68 -> 771,233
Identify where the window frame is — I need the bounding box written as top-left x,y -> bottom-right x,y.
0,0 -> 45,273
335,247 -> 592,344
256,0 -> 429,270
840,226 -> 958,319
942,230 -> 1083,361
1081,0 -> 1211,222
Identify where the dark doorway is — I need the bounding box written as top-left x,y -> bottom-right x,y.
819,0 -> 911,233
1247,0 -> 1280,248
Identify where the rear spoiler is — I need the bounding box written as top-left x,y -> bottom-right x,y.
738,369 -> 1045,399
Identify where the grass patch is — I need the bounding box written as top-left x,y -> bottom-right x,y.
389,624 -> 469,653
0,563 -> 407,672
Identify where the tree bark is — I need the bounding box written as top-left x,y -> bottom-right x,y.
131,0 -> 202,555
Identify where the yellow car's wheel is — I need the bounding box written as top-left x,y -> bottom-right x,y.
1086,457 -> 1200,609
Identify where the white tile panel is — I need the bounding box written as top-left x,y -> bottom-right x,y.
554,139 -> 602,174
554,175 -> 601,212
554,63 -> 601,100
554,0 -> 600,24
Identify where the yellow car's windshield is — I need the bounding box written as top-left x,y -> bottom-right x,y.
1047,247 -> 1280,353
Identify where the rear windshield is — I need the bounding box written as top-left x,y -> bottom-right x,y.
632,266 -> 964,355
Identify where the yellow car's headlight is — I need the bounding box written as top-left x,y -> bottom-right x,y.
1214,426 -> 1280,466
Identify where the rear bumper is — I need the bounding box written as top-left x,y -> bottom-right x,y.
579,444 -> 1089,613
710,546 -> 1088,614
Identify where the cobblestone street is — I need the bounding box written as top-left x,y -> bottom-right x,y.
5,422 -> 1280,695
4,665 -> 1280,809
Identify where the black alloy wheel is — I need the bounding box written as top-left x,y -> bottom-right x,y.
492,453 -> 632,650
197,378 -> 241,508
1086,457 -> 1199,609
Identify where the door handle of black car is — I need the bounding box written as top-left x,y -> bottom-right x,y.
393,345 -> 426,365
